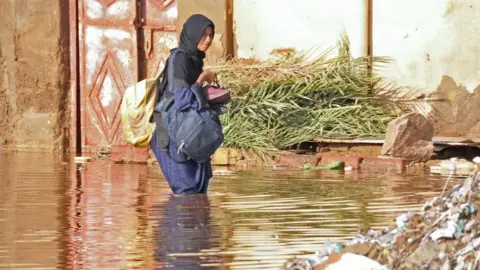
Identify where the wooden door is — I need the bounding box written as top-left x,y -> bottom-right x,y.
78,0 -> 178,162
138,0 -> 178,79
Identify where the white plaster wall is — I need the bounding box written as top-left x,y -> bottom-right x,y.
374,0 -> 480,93
234,0 -> 367,60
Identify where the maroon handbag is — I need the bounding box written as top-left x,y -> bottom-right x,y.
202,84 -> 231,104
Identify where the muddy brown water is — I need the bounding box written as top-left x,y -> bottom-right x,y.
0,153 -> 464,269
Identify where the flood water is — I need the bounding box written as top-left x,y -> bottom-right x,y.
0,153 -> 463,269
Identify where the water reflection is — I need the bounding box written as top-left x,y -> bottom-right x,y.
152,194 -> 218,269
66,158 -> 158,270
0,153 -> 460,269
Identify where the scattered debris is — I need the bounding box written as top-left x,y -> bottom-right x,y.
430,158 -> 478,175
97,147 -> 111,160
283,171 -> 480,269
147,157 -> 157,166
316,253 -> 388,270
301,161 -> 345,171
74,156 -> 92,163
213,169 -> 234,175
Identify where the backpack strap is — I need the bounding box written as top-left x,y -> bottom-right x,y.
154,48 -> 184,112
153,49 -> 184,160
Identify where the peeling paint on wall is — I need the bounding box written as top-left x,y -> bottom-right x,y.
85,26 -> 132,85
165,6 -> 178,19
99,75 -> 114,107
429,75 -> 480,137
86,0 -> 103,19
86,0 -> 131,20
106,1 -> 130,17
372,0 -> 480,136
374,0 -> 480,94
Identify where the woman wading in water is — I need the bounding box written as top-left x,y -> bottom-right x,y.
151,14 -> 219,195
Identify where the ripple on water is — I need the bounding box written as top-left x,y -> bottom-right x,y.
0,153 -> 459,269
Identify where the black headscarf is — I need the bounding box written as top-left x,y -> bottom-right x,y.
156,14 -> 215,102
179,14 -> 215,60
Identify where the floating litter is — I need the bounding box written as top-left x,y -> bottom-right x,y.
74,156 -> 92,163
213,169 -> 233,175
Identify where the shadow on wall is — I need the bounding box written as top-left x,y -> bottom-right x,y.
428,75 -> 480,137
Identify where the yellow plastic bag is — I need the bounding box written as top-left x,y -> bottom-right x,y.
120,78 -> 159,148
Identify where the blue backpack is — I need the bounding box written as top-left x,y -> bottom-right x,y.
154,49 -> 224,164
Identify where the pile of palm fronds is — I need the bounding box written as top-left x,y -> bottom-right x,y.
212,35 -> 416,153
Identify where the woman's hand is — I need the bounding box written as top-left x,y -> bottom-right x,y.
197,70 -> 217,85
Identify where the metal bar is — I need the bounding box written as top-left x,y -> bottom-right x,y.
137,0 -> 145,81
366,0 -> 373,57
81,19 -> 141,27
366,0 -> 373,93
69,0 -> 80,154
225,0 -> 235,59
78,0 -> 87,153
142,25 -> 176,31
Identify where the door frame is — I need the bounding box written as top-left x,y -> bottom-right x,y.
69,0 -> 179,159
69,0 -> 145,159
69,0 -> 80,155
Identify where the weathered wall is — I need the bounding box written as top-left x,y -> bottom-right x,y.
1,0 -> 477,154
233,0 -> 368,60
232,0 -> 480,94
0,0 -> 70,153
177,0 -> 234,65
374,0 -> 480,93
374,0 -> 480,137
231,0 -> 480,137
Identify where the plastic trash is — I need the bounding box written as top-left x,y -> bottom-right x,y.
396,212 -> 413,231
283,257 -> 317,270
74,156 -> 92,163
283,171 -> 480,269
454,220 -> 465,239
300,161 -> 345,171
465,219 -> 476,232
460,204 -> 476,219
439,158 -> 476,172
323,253 -> 388,270
315,242 -> 343,258
431,220 -> 457,241
455,161 -> 476,171
378,231 -> 397,246
213,169 -> 233,175
456,237 -> 480,256
440,159 -> 457,171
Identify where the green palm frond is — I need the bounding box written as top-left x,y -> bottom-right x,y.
212,33 -> 434,156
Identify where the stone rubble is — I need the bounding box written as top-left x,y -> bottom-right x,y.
381,113 -> 435,163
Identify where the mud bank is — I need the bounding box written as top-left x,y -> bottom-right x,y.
0,0 -> 70,153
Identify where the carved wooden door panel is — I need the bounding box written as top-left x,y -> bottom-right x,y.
78,0 -> 178,161
138,0 -> 178,80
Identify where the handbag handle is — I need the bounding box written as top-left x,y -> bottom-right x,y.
210,75 -> 222,88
